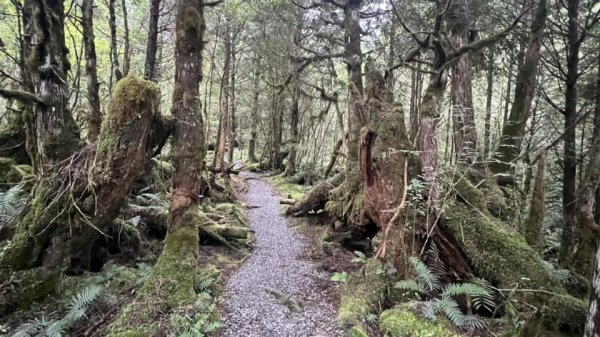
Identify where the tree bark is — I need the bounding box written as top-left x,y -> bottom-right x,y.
248,53 -> 260,163
108,1 -> 206,333
144,0 -> 161,81
490,0 -> 547,176
284,71 -> 300,176
483,51 -> 494,159
558,0 -> 582,265
524,152 -> 546,251
572,52 -> 600,279
585,244 -> 600,337
216,24 -> 231,171
22,0 -> 80,174
109,0 -> 122,86
448,0 -> 478,163
81,0 -> 102,143
121,0 -> 131,76
228,36 -> 237,164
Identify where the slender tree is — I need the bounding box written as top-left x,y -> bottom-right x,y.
81,0 -> 102,142
144,0 -> 161,81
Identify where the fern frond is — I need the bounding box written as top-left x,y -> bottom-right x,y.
442,283 -> 489,298
69,284 -> 102,311
461,314 -> 486,329
394,279 -> 426,295
543,261 -> 571,283
436,295 -> 465,327
0,184 -> 28,225
409,256 -> 440,292
470,278 -> 496,312
10,316 -> 53,337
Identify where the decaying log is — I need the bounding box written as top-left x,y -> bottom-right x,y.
285,173 -> 344,216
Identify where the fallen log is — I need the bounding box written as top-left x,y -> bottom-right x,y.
280,198 -> 296,205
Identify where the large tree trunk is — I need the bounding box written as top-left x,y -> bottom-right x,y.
81,0 -> 102,142
447,0 -> 478,163
572,52 -> 600,279
490,0 -> 547,176
558,0 -> 581,265
144,0 -> 160,81
108,0 -> 206,334
23,0 -> 80,173
0,77 -> 161,313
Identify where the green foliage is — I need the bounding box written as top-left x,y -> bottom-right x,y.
394,256 -> 494,329
331,271 -> 348,283
168,277 -> 221,337
351,250 -> 367,264
0,184 -> 28,225
11,285 -> 103,337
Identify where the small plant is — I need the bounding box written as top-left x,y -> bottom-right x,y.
169,277 -> 221,337
351,251 -> 366,264
0,184 -> 28,226
395,256 -> 495,329
11,285 -> 103,337
331,271 -> 348,283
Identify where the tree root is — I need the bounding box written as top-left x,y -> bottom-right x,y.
285,173 -> 343,216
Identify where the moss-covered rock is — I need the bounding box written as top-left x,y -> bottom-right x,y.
338,259 -> 386,329
348,325 -> 369,337
379,304 -> 461,337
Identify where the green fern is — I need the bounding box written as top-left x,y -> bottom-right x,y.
10,285 -> 102,337
394,279 -> 426,294
0,184 -> 28,225
409,256 -> 441,292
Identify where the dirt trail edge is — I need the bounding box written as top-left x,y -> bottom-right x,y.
221,173 -> 343,337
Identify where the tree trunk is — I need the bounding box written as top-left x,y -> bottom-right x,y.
483,51 -> 494,159
448,0 -> 478,163
284,72 -> 300,176
216,25 -> 231,171
109,0 -> 122,86
108,1 -> 206,335
228,37 -> 237,164
23,0 -> 80,174
324,139 -> 343,179
248,53 -> 260,163
121,0 -> 131,76
524,152 -> 546,251
585,243 -> 600,337
558,0 -> 581,265
81,0 -> 102,143
490,0 -> 547,176
0,77 -> 162,313
144,0 -> 160,81
572,52 -> 600,279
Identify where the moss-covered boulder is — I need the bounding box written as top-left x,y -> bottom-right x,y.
338,259 -> 386,331
379,304 -> 461,337
0,157 -> 27,185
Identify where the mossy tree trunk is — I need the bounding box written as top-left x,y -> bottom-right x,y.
447,0 -> 478,163
585,245 -> 600,337
490,0 -> 547,176
23,0 -> 80,173
81,0 -> 102,142
216,23 -> 231,171
108,0 -> 206,333
0,76 -> 161,313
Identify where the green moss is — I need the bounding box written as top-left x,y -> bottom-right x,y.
339,259 -> 386,328
269,176 -> 311,200
348,326 -> 369,337
107,206 -> 201,336
0,267 -> 59,314
379,304 -> 461,337
445,202 -> 555,288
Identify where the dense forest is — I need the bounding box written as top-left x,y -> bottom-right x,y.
0,0 -> 599,336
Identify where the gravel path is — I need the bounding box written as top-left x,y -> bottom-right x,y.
221,173 -> 343,337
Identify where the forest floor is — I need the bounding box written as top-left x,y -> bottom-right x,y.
220,172 -> 344,337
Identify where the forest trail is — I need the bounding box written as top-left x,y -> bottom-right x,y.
221,173 -> 342,337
